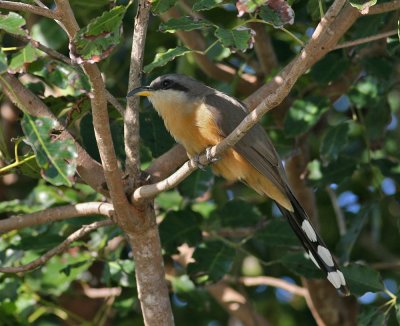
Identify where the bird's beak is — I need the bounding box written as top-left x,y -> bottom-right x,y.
127,86 -> 153,97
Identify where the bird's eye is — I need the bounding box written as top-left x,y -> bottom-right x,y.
162,80 -> 171,88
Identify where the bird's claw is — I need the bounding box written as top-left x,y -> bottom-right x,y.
193,147 -> 220,170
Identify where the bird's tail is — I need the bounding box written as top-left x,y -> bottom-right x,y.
277,189 -> 350,296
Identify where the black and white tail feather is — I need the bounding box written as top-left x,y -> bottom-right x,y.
277,187 -> 350,296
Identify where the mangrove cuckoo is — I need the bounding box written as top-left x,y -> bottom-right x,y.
128,74 -> 349,296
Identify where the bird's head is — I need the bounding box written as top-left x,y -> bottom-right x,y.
127,74 -> 210,113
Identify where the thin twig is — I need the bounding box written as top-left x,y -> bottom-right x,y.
239,276 -> 308,297
325,187 -> 346,236
0,202 -> 114,233
0,220 -> 113,273
372,261 -> 400,270
334,29 -> 398,50
0,0 -> 58,19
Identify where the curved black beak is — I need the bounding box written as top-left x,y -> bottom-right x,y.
127,86 -> 153,97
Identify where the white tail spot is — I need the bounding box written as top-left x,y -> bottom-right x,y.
317,245 -> 334,267
308,251 -> 320,269
301,220 -> 317,242
327,271 -> 341,289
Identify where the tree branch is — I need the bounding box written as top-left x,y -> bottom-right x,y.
0,0 -> 58,19
207,281 -> 270,326
0,220 -> 113,273
0,202 -> 114,233
124,0 -> 151,185
239,276 -> 307,297
367,0 -> 400,15
53,0 -> 133,232
334,29 -> 398,50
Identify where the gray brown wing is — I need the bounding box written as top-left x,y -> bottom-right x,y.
205,92 -> 287,195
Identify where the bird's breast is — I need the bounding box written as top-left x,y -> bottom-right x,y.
154,101 -> 223,156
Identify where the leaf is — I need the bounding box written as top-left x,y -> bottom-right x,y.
310,52 -> 350,84
151,0 -> 179,14
0,12 -> 26,36
280,252 -> 324,279
259,0 -> 295,28
159,17 -> 212,33
139,107 -> 175,157
350,0 -> 377,14
193,0 -> 224,11
21,114 -> 77,187
364,103 -> 391,141
284,97 -> 330,138
341,263 -> 384,296
308,157 -> 357,186
320,122 -> 350,161
70,6 -> 127,64
0,50 -> 7,74
159,210 -> 203,254
8,44 -> 40,73
358,306 -> 386,326
188,241 -> 236,283
215,27 -> 254,52
236,0 -> 266,16
212,199 -> 261,228
255,219 -> 299,248
336,206 -> 370,263
396,304 -> 400,325
143,46 -> 192,73
178,168 -> 214,199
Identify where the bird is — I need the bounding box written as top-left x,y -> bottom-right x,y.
127,74 -> 350,296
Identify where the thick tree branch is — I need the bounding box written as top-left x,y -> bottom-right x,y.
0,220 -> 113,273
53,0 -> 133,232
0,73 -> 108,196
0,202 -> 114,233
367,0 -> 400,15
0,0 -> 58,19
124,0 -> 151,184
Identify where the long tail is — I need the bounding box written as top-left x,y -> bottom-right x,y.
277,189 -> 350,296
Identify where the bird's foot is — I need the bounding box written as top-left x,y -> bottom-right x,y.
193,147 -> 220,170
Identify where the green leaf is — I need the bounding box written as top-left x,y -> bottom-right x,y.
284,97 -> 330,137
0,50 -> 7,74
21,114 -> 77,187
255,219 -> 299,248
212,199 -> 261,228
193,0 -> 224,11
310,52 -> 350,84
215,27 -> 254,52
151,0 -> 179,14
139,107 -> 175,157
320,122 -> 350,161
159,17 -> 212,33
280,252 -> 323,279
143,46 -> 191,73
350,0 -> 377,13
358,306 -> 386,326
308,158 -> 357,186
341,263 -> 383,296
70,6 -> 127,64
178,168 -> 214,199
159,210 -> 203,254
0,12 -> 26,36
365,103 -> 391,141
259,2 -> 294,28
336,206 -> 370,263
396,304 -> 400,325
9,44 -> 40,73
188,241 -> 235,283
236,0 -> 266,16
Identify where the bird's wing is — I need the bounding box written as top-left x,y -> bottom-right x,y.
204,92 -> 287,195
